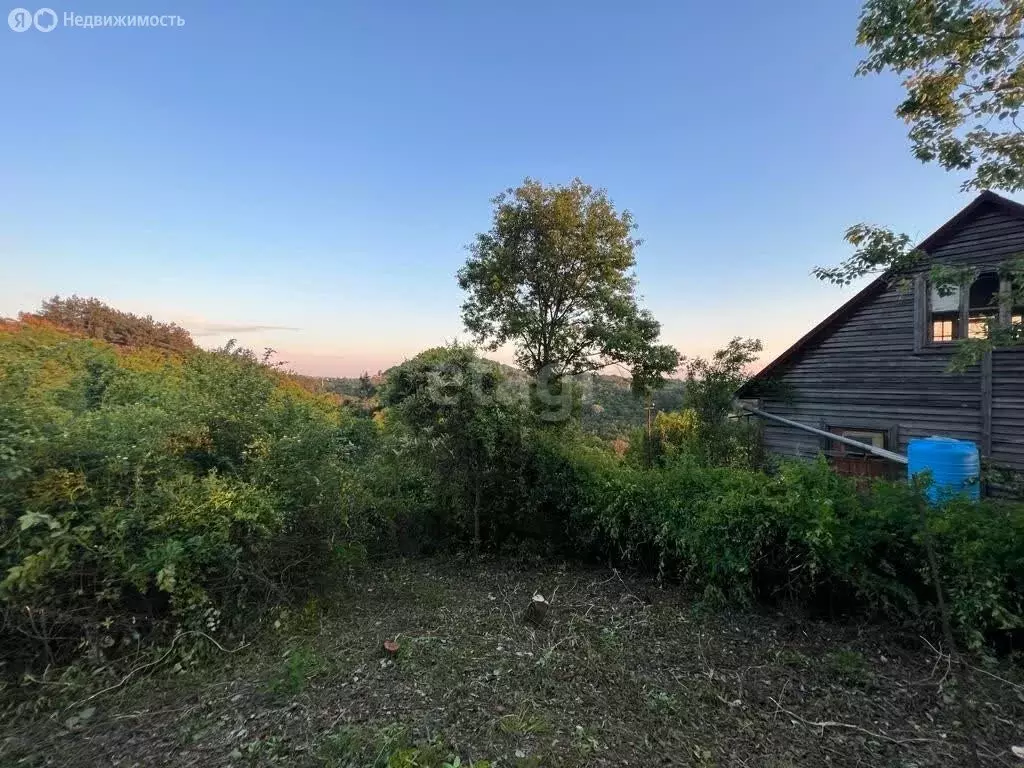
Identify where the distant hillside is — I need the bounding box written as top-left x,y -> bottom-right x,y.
322,366 -> 685,438
577,373 -> 686,438
26,295 -> 195,353
321,371 -> 384,400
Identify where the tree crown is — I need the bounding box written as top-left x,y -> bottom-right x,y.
458,178 -> 678,392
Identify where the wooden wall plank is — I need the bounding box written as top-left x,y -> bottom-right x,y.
755,199 -> 1024,474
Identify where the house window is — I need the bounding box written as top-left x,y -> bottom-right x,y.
826,426 -> 897,481
968,271 -> 1000,339
919,268 -> 1024,346
830,428 -> 886,458
930,283 -> 961,343
932,317 -> 957,342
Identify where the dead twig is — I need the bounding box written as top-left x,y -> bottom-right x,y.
768,698 -> 939,746
921,636 -> 1024,693
67,631 -> 248,710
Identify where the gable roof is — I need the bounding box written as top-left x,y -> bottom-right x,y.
738,191 -> 1024,397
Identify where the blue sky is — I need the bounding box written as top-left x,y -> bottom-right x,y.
0,0 -> 993,376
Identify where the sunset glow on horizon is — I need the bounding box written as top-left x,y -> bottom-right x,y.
0,1 -> 991,378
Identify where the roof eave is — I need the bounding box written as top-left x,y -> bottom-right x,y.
738,191 -> 1024,397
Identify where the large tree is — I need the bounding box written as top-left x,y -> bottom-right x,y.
860,0 -> 1024,194
458,179 -> 679,393
814,0 -> 1024,365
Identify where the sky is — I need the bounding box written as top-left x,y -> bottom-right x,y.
0,0 -> 1000,377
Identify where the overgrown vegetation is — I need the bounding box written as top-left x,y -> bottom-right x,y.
2,306 -> 1023,684
541,443 -> 1024,648
0,314 -> 370,671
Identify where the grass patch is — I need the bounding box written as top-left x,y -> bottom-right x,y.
318,724 -> 489,768
496,709 -> 549,736
824,648 -> 873,688
266,644 -> 321,697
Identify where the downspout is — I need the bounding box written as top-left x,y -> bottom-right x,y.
734,401 -> 908,466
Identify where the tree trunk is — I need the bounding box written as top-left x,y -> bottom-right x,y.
916,493 -> 979,768
472,472 -> 481,553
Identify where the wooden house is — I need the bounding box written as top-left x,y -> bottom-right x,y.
738,191 -> 1024,479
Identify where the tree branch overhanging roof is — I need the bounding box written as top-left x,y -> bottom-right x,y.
738,191 -> 1024,398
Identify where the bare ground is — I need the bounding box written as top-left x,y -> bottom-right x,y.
4,557 -> 1024,767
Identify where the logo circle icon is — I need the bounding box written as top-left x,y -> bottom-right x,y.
8,7 -> 33,31
34,7 -> 57,31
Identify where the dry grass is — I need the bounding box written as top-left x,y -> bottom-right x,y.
4,557 -> 1024,767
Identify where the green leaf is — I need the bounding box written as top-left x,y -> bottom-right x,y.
18,511 -> 58,531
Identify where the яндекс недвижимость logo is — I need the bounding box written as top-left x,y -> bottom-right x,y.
8,8 -> 184,31
8,7 -> 56,31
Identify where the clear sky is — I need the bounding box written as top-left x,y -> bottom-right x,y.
0,0 -> 998,376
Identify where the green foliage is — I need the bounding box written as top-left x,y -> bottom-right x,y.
4,298 -> 1023,671
812,224 -> 921,286
334,364 -> 685,440
532,437 -> 1024,645
0,319 -> 375,666
457,178 -> 679,390
323,371 -> 382,402
578,373 -> 686,439
928,494 -> 1024,648
379,345 -> 537,549
825,649 -> 872,688
266,645 -> 320,696
35,295 -> 195,352
319,725 -> 490,768
680,337 -> 763,467
628,338 -> 763,470
624,410 -> 694,468
857,0 -> 1024,193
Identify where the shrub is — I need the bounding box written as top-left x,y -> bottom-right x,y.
0,323 -> 373,667
532,435 -> 1024,645
3,312 -> 1022,667
378,345 -> 539,550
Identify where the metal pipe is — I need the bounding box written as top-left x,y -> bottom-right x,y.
735,401 -> 908,465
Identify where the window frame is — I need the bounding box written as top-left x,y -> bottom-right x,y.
915,269 -> 1021,351
819,421 -> 901,481
819,421 -> 899,457
967,271 -> 1001,340
828,427 -> 887,458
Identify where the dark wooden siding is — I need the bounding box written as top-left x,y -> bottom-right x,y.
992,348 -> 1024,469
758,202 -> 1024,471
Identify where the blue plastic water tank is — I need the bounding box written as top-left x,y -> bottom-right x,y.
907,437 -> 981,503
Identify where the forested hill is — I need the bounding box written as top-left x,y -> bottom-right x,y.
323,369 -> 686,439
19,295 -> 686,438
577,373 -> 686,438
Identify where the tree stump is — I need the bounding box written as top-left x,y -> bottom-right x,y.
523,593 -> 550,628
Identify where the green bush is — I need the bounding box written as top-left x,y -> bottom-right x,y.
0,322 -> 377,666
3,313 -> 1022,667
376,345 -> 541,550
928,495 -> 1024,648
531,435 -> 1024,646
